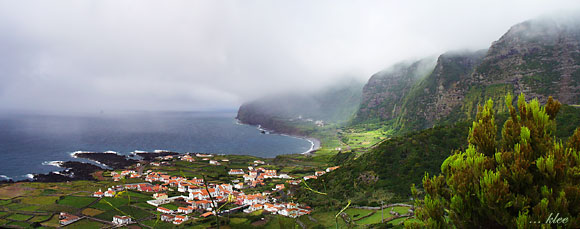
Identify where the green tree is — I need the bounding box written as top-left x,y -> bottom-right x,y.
407,93 -> 580,228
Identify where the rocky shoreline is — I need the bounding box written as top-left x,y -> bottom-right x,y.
72,151 -> 138,170
33,161 -> 102,182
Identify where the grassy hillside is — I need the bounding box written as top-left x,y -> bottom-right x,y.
298,104 -> 580,209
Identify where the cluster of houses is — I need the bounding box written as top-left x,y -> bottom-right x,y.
303,166 -> 340,180
244,202 -> 311,218
92,188 -> 116,197
85,153 -> 343,226
111,170 -> 140,181
234,166 -> 292,188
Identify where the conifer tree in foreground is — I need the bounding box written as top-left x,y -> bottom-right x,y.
407,93 -> 580,228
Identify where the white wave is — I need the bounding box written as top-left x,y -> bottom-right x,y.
103,150 -> 118,154
154,150 -> 169,153
132,150 -> 146,155
42,161 -> 64,167
26,174 -> 34,179
70,151 -> 92,158
0,175 -> 10,180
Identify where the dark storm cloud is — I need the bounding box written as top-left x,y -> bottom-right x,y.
0,0 -> 579,112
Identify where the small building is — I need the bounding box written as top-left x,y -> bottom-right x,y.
104,189 -> 116,197
157,207 -> 173,214
303,175 -> 317,180
315,171 -> 326,177
326,166 -> 340,172
153,193 -> 168,200
234,182 -> 244,189
112,215 -> 132,225
177,206 -> 193,214
228,169 -> 244,175
209,160 -> 221,165
161,214 -> 174,222
174,215 -> 188,224
59,212 -> 81,226
274,184 -> 285,191
93,189 -> 104,197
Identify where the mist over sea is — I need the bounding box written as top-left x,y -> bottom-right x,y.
0,111 -> 311,181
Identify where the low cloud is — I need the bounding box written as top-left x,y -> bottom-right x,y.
0,0 -> 579,113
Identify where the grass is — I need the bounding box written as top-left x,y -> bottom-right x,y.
6,213 -> 33,221
94,205 -> 152,221
141,219 -> 176,228
160,203 -> 179,211
389,216 -> 412,226
19,195 -> 60,205
309,211 -> 349,228
390,206 -> 411,215
64,218 -> 104,229
41,213 -> 61,227
92,197 -> 129,211
356,210 -> 393,225
264,215 -> 299,229
344,208 -> 375,220
340,129 -> 387,150
57,196 -> 97,208
6,221 -> 31,228
29,214 -> 53,223
133,202 -> 157,209
82,208 -> 105,216
0,199 -> 11,205
38,203 -> 78,213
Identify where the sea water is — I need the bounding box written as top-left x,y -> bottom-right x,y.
0,111 -> 311,180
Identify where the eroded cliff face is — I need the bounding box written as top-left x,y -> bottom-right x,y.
353,58 -> 436,123
396,50 -> 487,130
472,18 -> 580,104
357,18 -> 580,131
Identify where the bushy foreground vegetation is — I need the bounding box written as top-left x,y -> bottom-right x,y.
408,94 -> 580,228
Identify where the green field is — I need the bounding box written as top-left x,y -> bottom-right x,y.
94,205 -> 152,221
64,219 -> 104,229
92,197 -> 130,211
57,196 -> 97,208
5,213 -> 33,221
19,195 -> 60,205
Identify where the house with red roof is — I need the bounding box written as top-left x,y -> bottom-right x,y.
112,215 -> 132,225
177,206 -> 194,214
59,212 -> 81,226
228,169 -> 244,175
93,189 -> 104,197
157,207 -> 173,214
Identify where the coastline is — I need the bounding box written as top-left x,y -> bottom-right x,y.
235,118 -> 321,155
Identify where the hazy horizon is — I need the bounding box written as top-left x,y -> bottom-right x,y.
1,0 -> 580,113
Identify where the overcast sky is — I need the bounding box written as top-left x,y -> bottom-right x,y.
0,0 -> 579,113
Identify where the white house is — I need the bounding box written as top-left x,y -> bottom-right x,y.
161,214 -> 174,222
104,188 -> 116,197
112,215 -> 132,225
93,189 -> 104,197
244,204 -> 263,213
177,206 -> 193,214
234,183 -> 244,189
193,200 -> 213,210
157,207 -> 173,214
173,215 -> 188,225
228,169 -> 244,175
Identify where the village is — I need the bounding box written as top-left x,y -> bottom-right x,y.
59,153 -> 341,227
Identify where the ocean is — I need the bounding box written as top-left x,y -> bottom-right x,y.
0,111 -> 312,181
